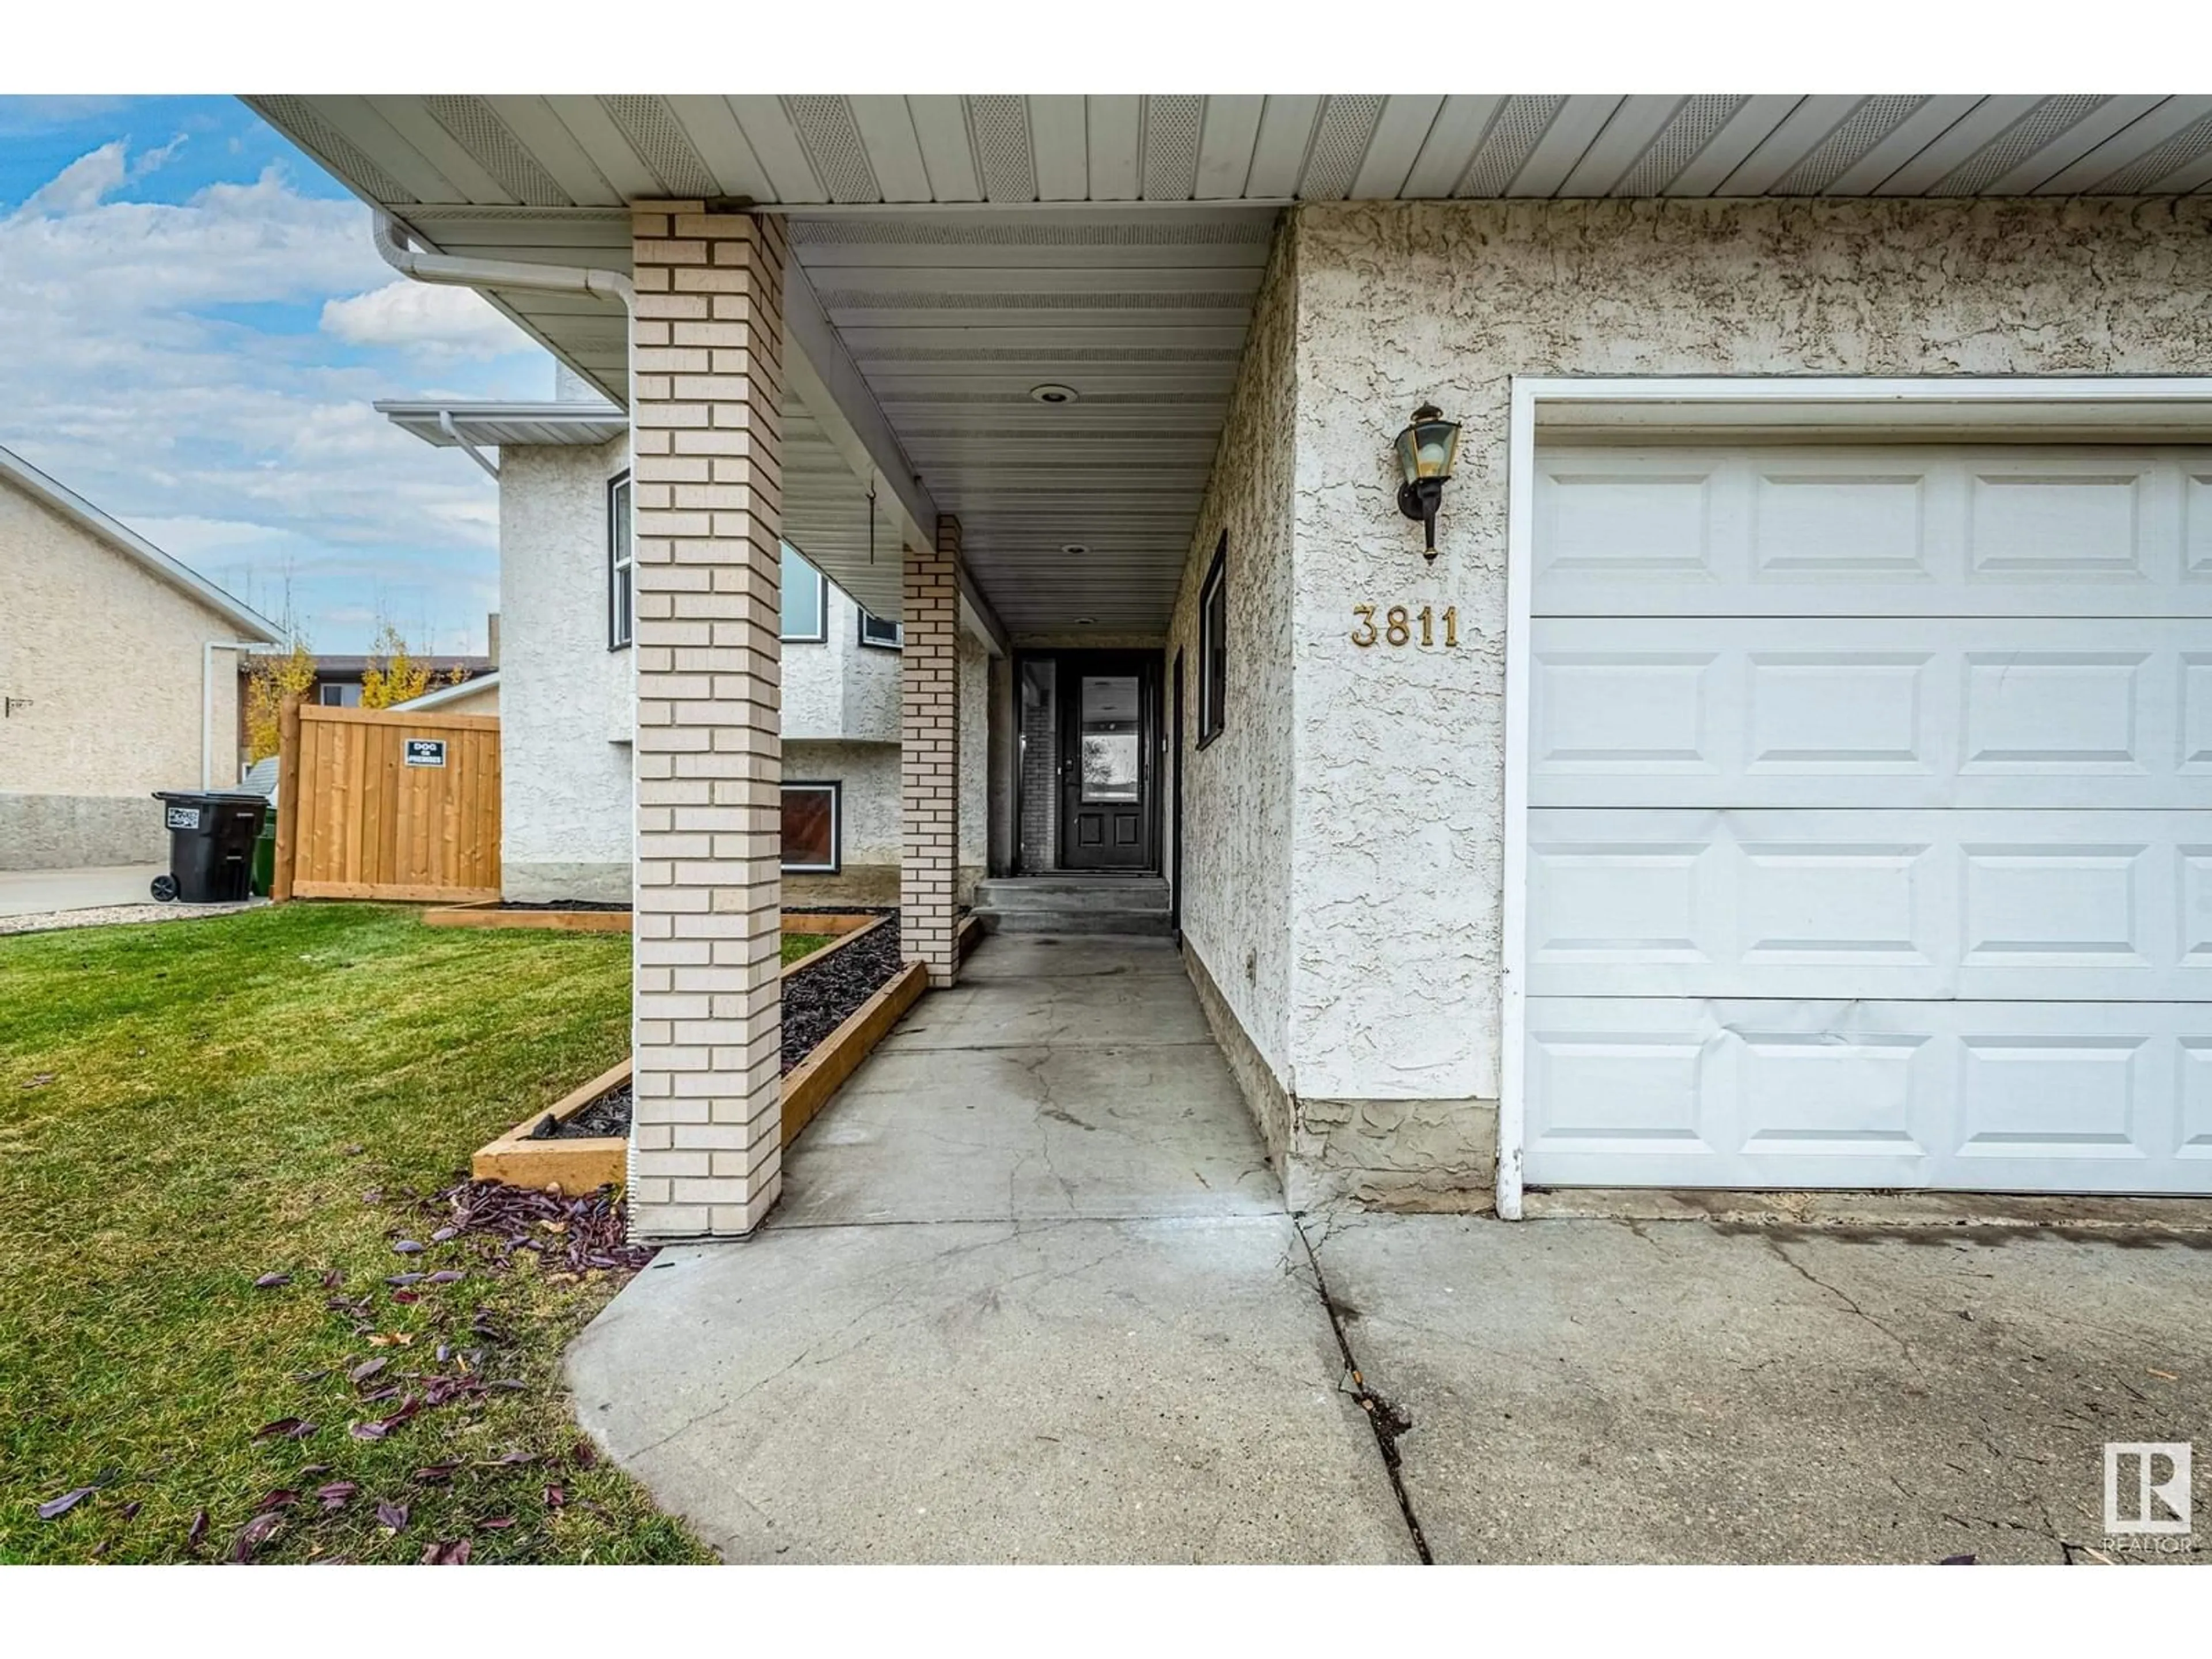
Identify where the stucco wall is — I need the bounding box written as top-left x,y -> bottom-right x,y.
1275,194 -> 2212,1202
498,440 -> 632,903
783,579 -> 901,743
1,476 -> 250,869
1166,218 -> 1299,1089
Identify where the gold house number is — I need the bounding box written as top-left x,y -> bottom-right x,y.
1351,604 -> 1460,649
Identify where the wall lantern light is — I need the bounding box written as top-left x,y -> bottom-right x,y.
1393,402 -> 1461,559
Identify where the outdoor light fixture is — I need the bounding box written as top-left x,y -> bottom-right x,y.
1030,383 -> 1080,404
1394,402 -> 1461,559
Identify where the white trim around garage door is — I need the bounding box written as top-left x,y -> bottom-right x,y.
1496,375 -> 2212,1220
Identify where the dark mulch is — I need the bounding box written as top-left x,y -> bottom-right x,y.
782,915 -> 902,1073
779,904 -> 897,917
521,916 -> 906,1143
480,900 -> 630,914
427,1179 -> 657,1274
525,1085 -> 630,1141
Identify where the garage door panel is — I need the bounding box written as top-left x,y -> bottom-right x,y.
1527,809 -> 2211,999
1524,998 -> 2209,1192
1533,445 -> 2212,616
1531,618 -> 2206,808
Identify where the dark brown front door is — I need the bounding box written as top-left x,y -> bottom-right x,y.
1058,654 -> 1156,871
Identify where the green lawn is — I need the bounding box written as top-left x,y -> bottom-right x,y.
779,930 -> 835,967
0,903 -> 711,1564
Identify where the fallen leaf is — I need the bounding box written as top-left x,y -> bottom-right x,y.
321,1270 -> 346,1289
36,1486 -> 97,1521
391,1240 -> 426,1255
482,1517 -> 516,1530
256,1488 -> 301,1513
421,1537 -> 472,1565
413,1463 -> 461,1484
253,1417 -> 306,1441
385,1273 -> 425,1288
317,1482 -> 358,1510
232,1512 -> 281,1562
391,1290 -> 421,1305
252,1272 -> 291,1289
430,1227 -> 458,1243
543,1484 -> 566,1509
186,1509 -> 209,1549
21,1073 -> 55,1089
425,1270 -> 466,1285
117,1501 -> 141,1522
1938,1553 -> 1976,1565
348,1422 -> 389,1442
349,1357 -> 387,1384
2148,1368 -> 2180,1381
570,1441 -> 597,1469
374,1499 -> 410,1533
291,1369 -> 329,1384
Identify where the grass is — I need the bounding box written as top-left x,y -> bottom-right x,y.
779,930 -> 836,967
0,903 -> 712,1564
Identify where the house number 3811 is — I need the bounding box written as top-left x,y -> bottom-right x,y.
1351,604 -> 1459,648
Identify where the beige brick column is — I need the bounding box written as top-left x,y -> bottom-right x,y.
900,517 -> 962,987
628,202 -> 787,1240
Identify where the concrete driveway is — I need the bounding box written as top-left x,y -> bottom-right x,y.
569,934 -> 2212,1564
0,864 -> 164,918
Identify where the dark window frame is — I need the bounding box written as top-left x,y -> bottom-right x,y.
607,471 -> 634,651
779,780 -> 842,874
781,545 -> 830,644
858,608 -> 903,650
1196,533 -> 1228,749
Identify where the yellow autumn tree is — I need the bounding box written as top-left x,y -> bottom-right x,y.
242,638 -> 316,763
359,622 -> 435,710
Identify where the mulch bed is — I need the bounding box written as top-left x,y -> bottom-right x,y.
521,911 -> 906,1142
526,1085 -> 631,1141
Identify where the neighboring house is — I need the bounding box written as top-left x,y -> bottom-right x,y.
379,382 -> 995,904
262,92 -> 2212,1237
389,671 -> 501,719
275,648 -> 496,711
0,445 -> 280,871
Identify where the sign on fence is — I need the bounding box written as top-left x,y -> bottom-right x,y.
403,738 -> 448,768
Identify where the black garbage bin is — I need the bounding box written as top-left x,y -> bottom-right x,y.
151,791 -> 269,903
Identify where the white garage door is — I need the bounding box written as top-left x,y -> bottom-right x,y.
1522,443 -> 2212,1194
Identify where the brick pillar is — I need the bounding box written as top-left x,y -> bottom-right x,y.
900,517 -> 961,986
628,202 -> 787,1239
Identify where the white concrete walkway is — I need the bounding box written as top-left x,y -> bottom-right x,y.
567,934 -> 1415,1563
0,864 -> 164,918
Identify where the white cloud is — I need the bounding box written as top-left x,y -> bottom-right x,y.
0,137 -> 554,652
321,279 -> 533,359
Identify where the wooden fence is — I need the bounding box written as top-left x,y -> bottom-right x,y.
273,699 -> 501,903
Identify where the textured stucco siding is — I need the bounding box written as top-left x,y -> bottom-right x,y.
1166,218 -> 1298,1089
1,476 -> 249,869
1275,195 -> 2212,1203
786,739 -> 900,866
783,582 -> 900,743
498,440 -> 632,903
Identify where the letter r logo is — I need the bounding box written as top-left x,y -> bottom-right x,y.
2105,1442 -> 2192,1536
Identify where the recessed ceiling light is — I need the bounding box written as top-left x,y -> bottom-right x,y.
1060,543 -> 1089,556
1029,383 -> 1079,405
1074,616 -> 1096,626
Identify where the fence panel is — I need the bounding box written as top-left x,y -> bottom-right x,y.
276,703 -> 500,903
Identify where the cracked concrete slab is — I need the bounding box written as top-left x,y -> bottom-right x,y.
566,1216 -> 1416,1563
779,1041 -> 1279,1226
1309,1214 -> 2212,1564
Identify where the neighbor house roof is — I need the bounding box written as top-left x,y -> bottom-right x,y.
388,670 -> 499,712
0,445 -> 283,644
304,654 -> 495,681
376,400 -> 627,449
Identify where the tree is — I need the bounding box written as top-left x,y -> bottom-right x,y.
243,639 -> 316,763
359,622 -> 438,710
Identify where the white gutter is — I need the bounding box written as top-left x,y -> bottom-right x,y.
372,210 -> 634,310
203,641 -> 265,791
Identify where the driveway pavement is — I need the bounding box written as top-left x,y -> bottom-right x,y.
570,934 -> 2212,1564
0,864 -> 165,918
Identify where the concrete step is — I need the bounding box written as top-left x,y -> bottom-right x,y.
975,878 -> 1169,914
975,906 -> 1176,937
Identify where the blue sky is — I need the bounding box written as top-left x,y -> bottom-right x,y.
0,96 -> 558,654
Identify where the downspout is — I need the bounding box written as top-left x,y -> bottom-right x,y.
438,409 -> 501,482
203,641 -> 265,791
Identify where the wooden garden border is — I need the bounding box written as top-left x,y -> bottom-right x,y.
473,942 -> 926,1192
423,900 -> 630,933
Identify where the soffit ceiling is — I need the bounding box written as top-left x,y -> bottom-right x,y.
249,93 -> 2212,637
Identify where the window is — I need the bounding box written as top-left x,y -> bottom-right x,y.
607,472 -> 634,650
858,609 -> 902,650
781,544 -> 827,642
780,782 -> 840,873
318,682 -> 361,708
1197,534 -> 1227,747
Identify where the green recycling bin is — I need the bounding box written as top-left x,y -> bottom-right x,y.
251,812 -> 277,897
